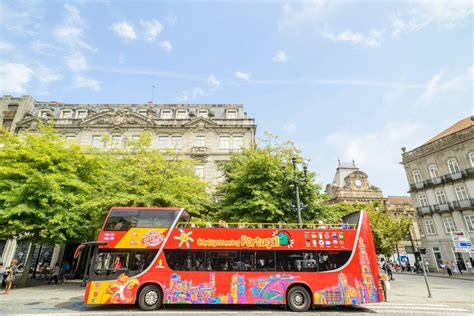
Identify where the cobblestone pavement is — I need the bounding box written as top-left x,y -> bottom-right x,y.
0,274 -> 472,315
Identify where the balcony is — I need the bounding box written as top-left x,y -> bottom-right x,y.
416,206 -> 432,216
432,203 -> 451,214
409,167 -> 474,192
189,146 -> 208,156
451,172 -> 462,180
452,199 -> 474,210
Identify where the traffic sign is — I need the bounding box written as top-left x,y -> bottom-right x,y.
454,247 -> 471,253
453,241 -> 472,247
452,236 -> 470,242
452,231 -> 470,237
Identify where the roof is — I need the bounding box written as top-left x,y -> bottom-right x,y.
385,196 -> 411,204
331,161 -> 359,187
425,116 -> 474,144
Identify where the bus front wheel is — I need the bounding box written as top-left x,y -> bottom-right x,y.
138,284 -> 163,311
287,285 -> 311,312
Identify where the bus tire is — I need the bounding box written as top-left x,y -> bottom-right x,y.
138,284 -> 162,311
287,285 -> 311,312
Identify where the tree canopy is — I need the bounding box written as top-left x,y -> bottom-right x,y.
216,134 -> 327,223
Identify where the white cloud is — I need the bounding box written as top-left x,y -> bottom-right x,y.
31,41 -> 60,55
279,0 -> 336,32
141,20 -> 163,41
54,5 -> 96,52
322,29 -> 384,48
235,71 -> 251,81
208,75 -> 220,88
36,66 -> 62,83
66,52 -> 89,72
64,4 -> 84,26
74,75 -> 101,91
0,40 -> 14,51
176,87 -> 206,102
112,21 -> 137,40
391,0 -> 473,38
417,65 -> 473,106
0,63 -> 34,94
272,50 -> 289,63
54,25 -> 82,40
159,40 -> 172,51
165,15 -> 177,26
283,122 -> 296,133
326,121 -> 428,193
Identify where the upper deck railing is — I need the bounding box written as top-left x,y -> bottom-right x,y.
176,222 -> 356,229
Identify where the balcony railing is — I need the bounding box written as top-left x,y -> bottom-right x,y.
409,167 -> 474,192
190,146 -> 208,156
417,199 -> 474,216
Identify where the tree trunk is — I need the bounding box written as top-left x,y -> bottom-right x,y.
18,243 -> 36,288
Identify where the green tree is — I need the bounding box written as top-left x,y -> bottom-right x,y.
216,134 -> 326,223
82,133 -> 212,233
325,201 -> 412,256
0,126 -> 105,286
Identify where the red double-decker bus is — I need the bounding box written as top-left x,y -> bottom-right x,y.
82,207 -> 382,312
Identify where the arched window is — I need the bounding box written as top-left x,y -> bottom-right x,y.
469,152 -> 474,168
447,158 -> 460,175
412,170 -> 423,183
428,164 -> 440,179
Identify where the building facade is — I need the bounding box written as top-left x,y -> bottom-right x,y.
325,161 -> 421,263
0,95 -> 256,269
325,160 -> 384,204
401,116 -> 474,270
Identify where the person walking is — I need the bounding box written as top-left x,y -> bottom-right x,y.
3,260 -> 17,295
8,259 -> 18,288
465,260 -> 472,273
451,261 -> 460,277
0,263 -> 5,289
385,261 -> 394,281
445,261 -> 453,277
47,263 -> 60,285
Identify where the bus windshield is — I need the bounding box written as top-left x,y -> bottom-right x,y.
104,209 -> 180,231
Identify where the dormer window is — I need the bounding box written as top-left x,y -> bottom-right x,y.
38,109 -> 50,120
226,109 -> 237,119
176,110 -> 187,119
60,110 -> 73,119
76,110 -> 87,119
161,110 -> 172,119
137,109 -> 148,116
197,109 -> 208,118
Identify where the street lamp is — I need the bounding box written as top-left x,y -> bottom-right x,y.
287,157 -> 309,226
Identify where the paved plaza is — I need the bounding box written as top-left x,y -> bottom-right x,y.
0,273 -> 472,315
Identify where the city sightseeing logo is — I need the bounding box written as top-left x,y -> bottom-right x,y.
141,230 -> 164,247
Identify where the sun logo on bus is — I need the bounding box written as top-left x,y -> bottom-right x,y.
174,228 -> 194,248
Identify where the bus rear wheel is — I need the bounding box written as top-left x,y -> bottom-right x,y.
138,284 -> 162,311
287,286 -> 311,312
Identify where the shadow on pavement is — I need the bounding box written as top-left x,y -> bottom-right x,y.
55,301 -> 374,314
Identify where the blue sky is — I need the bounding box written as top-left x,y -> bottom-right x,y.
0,0 -> 473,196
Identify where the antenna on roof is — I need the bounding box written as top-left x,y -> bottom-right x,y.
352,159 -> 355,167
338,158 -> 341,166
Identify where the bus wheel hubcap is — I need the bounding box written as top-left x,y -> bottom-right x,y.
293,292 -> 304,306
145,291 -> 158,305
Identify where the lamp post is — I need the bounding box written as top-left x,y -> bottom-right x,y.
290,157 -> 308,226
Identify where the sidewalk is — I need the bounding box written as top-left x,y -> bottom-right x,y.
394,271 -> 474,281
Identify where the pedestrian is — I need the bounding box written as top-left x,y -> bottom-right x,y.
38,263 -> 48,280
440,262 -> 446,274
401,261 -> 407,272
451,261 -> 460,277
47,263 -> 60,285
8,259 -> 18,288
0,262 -> 5,289
457,260 -> 464,275
379,273 -> 390,302
465,260 -> 472,273
385,261 -> 394,281
3,266 -> 14,294
445,261 -> 452,277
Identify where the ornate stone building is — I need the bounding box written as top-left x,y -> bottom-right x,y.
325,160 -> 384,204
0,95 -> 256,269
402,116 -> 474,270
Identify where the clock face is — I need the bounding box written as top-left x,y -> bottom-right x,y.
355,179 -> 362,187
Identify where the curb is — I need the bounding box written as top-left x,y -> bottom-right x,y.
393,272 -> 474,281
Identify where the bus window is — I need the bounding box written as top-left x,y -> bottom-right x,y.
207,251 -> 239,271
189,250 -> 205,271
129,249 -> 158,276
164,249 -> 188,271
91,249 -> 130,280
318,250 -> 351,271
137,210 -> 179,228
276,251 -> 318,272
241,251 -> 275,272
104,210 -> 139,231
